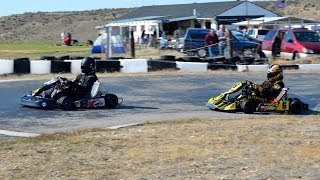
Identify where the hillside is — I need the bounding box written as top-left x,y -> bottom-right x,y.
0,8 -> 133,43
0,0 -> 319,43
255,0 -> 320,21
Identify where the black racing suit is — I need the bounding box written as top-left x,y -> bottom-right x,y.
34,73 -> 98,101
255,80 -> 285,100
70,73 -> 98,100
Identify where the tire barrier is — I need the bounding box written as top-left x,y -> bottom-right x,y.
56,55 -> 70,61
1,58 -> 319,75
51,61 -> 71,73
30,60 -> 51,74
39,55 -> 56,61
228,56 -> 241,64
0,60 -> 14,74
148,59 -> 177,71
280,65 -> 299,70
208,64 -> 237,71
70,56 -> 85,60
105,56 -> 126,60
96,60 -> 121,73
179,56 -> 201,62
160,55 -> 176,61
14,58 -> 30,74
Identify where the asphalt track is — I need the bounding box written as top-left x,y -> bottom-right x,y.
0,72 -> 319,139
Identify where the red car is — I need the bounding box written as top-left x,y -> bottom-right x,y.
262,28 -> 320,60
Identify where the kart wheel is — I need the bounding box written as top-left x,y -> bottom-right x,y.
241,100 -> 255,114
57,96 -> 75,111
289,98 -> 303,114
105,94 -> 118,108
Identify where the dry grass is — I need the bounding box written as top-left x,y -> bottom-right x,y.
1,116 -> 319,179
269,56 -> 320,65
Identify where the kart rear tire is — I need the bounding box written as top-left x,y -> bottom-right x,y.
241,100 -> 255,114
105,94 -> 118,108
57,96 -> 75,111
289,98 -> 303,114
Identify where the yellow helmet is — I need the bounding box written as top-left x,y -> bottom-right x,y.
267,64 -> 283,82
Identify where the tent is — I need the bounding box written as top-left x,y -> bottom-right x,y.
91,33 -> 126,53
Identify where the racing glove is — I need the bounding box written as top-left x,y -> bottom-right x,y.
253,83 -> 263,93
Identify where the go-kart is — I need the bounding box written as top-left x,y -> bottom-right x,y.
206,81 -> 309,114
20,76 -> 120,110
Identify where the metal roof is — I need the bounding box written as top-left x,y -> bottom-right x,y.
233,16 -> 320,26
115,1 -> 243,21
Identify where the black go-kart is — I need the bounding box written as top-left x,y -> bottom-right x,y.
20,76 -> 120,110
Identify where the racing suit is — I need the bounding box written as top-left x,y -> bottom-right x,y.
34,73 -> 98,100
71,73 -> 98,100
253,80 -> 285,100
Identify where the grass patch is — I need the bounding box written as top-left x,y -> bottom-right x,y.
0,43 -> 92,59
0,116 -> 320,178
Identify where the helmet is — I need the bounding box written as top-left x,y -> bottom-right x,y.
81,57 -> 96,74
267,64 -> 283,82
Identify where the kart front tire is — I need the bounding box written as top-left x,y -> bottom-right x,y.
105,94 -> 118,108
57,96 -> 75,111
241,100 -> 255,114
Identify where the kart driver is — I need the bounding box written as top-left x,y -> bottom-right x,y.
32,57 -> 98,100
211,64 -> 284,108
252,64 -> 284,99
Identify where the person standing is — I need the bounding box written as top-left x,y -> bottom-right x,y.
217,24 -> 227,56
204,28 -> 219,58
141,30 -> 146,44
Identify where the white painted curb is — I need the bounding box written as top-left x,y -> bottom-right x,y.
0,130 -> 40,137
0,60 -> 14,74
65,60 -> 82,74
30,60 -> 51,74
176,62 -> 208,71
120,59 -> 148,73
298,64 -> 320,70
247,65 -> 269,71
237,65 -> 248,72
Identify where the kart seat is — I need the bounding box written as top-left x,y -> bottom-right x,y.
275,88 -> 289,101
90,81 -> 100,97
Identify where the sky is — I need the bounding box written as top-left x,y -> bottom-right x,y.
0,0 -> 265,17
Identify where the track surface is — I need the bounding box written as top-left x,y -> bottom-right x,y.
0,72 -> 319,138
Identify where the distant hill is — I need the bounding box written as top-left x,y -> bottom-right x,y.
0,8 -> 133,43
0,0 -> 319,43
254,0 -> 320,21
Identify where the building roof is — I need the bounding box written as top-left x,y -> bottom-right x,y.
233,16 -> 320,26
116,1 -> 243,21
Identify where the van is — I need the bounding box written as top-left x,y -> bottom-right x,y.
246,28 -> 269,41
182,28 -> 259,57
261,28 -> 320,60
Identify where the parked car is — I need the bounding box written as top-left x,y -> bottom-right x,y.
182,28 -> 260,58
261,28 -> 320,60
246,28 -> 269,41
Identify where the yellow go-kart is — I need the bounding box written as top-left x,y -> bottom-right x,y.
206,81 -> 308,114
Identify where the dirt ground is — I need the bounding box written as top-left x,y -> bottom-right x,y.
0,116 -> 319,179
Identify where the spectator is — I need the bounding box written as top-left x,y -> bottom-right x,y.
67,32 -> 72,46
61,32 -> 66,44
204,28 -> 219,58
141,30 -> 146,43
217,24 -> 227,56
